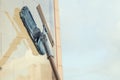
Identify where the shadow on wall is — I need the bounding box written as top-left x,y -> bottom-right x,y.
0,8 -> 40,67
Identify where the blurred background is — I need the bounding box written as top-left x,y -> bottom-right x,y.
59,0 -> 120,80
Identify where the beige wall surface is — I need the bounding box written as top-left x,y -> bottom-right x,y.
0,0 -> 54,80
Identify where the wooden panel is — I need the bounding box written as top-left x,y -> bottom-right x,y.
0,33 -> 2,56
54,0 -> 63,79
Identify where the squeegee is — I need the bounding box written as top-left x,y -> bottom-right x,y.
36,4 -> 61,80
20,6 -> 61,80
